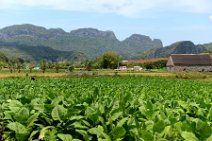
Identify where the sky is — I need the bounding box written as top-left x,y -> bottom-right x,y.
0,0 -> 212,46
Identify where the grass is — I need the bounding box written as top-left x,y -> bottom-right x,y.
0,71 -> 67,79
175,72 -> 207,79
1,68 -> 212,81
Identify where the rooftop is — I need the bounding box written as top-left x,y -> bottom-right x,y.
168,54 -> 212,66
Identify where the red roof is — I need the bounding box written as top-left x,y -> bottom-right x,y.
167,54 -> 212,66
122,58 -> 167,65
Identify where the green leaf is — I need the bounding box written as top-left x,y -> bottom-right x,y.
28,130 -> 39,141
51,96 -> 64,106
82,120 -> 91,127
51,105 -> 67,121
111,111 -> 123,121
4,111 -> 14,120
14,107 -> 30,123
195,120 -> 212,140
71,121 -> 88,129
140,130 -> 154,141
205,135 -> 212,141
117,117 -> 128,127
178,101 -> 188,110
7,122 -> 29,141
75,129 -> 92,141
197,108 -> 205,118
85,107 -> 100,122
145,120 -> 154,131
181,131 -> 199,141
44,128 -> 58,141
58,133 -> 73,141
27,113 -> 39,127
160,126 -> 173,139
39,126 -> 54,140
8,99 -> 23,106
179,122 -> 195,132
99,104 -> 105,114
88,125 -> 111,140
110,126 -> 126,140
88,126 -> 104,137
153,120 -> 165,133
7,122 -> 29,134
207,107 -> 212,121
30,98 -> 45,113
69,115 -> 84,121
8,100 -> 23,113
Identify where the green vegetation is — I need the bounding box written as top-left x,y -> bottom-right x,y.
93,52 -> 121,69
0,76 -> 212,140
0,24 -> 162,59
143,60 -> 167,69
175,72 -> 208,79
143,41 -> 206,59
1,24 -> 212,61
0,50 -> 85,74
0,43 -> 86,62
203,43 -> 212,50
127,60 -> 167,70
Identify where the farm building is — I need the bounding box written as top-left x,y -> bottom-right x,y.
166,54 -> 212,72
122,58 -> 167,65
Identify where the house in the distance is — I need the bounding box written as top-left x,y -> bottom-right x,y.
166,54 -> 212,72
122,58 -> 167,65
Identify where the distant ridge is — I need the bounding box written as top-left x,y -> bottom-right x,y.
0,24 -> 211,61
142,41 -> 207,59
0,24 -> 163,60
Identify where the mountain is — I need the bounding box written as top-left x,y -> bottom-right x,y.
142,41 -> 207,59
121,34 -> 163,59
0,24 -> 163,59
203,42 -> 212,51
0,42 -> 86,62
2,24 -> 209,61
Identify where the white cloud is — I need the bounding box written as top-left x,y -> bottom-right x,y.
0,0 -> 212,17
209,15 -> 212,21
173,0 -> 212,13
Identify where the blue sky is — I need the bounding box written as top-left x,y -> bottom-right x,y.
0,0 -> 212,46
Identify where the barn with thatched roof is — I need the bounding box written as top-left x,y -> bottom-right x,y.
166,54 -> 212,72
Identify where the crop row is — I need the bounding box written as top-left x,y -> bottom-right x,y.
0,76 -> 212,141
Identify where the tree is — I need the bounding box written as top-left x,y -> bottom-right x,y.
29,62 -> 35,73
54,62 -> 60,73
0,52 -> 8,71
8,62 -> 14,73
68,65 -> 74,72
16,58 -> 24,73
0,52 -> 8,63
0,62 -> 6,70
8,57 -> 17,73
142,60 -> 167,70
40,60 -> 47,73
98,52 -> 121,69
204,50 -> 212,54
85,60 -> 93,71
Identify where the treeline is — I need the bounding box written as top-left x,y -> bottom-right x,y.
0,51 -> 167,73
127,60 -> 167,69
0,52 -> 76,73
85,52 -> 121,70
0,51 -> 122,72
85,52 -> 167,70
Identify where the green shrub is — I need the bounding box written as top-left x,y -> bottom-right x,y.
175,72 -> 207,79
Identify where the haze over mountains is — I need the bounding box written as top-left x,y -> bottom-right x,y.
0,24 -> 211,61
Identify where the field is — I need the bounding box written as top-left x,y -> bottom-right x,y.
0,76 -> 212,141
